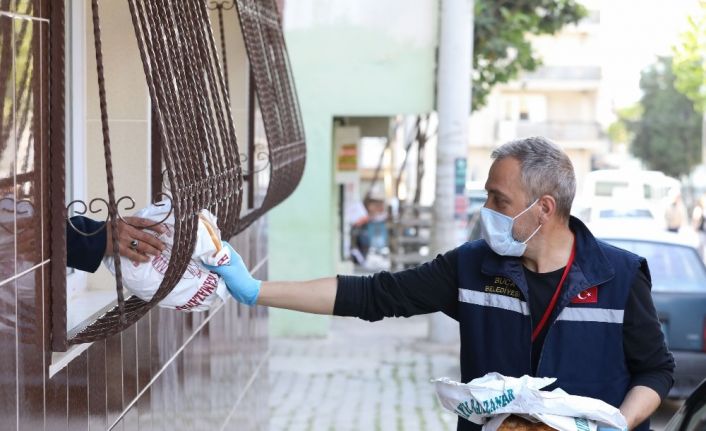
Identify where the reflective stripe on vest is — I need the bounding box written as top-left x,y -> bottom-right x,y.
459,289 -> 624,324
458,289 -> 529,316
556,307 -> 624,324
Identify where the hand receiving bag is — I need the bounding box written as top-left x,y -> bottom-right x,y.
103,201 -> 231,311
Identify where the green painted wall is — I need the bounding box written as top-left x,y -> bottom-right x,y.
268,1 -> 439,336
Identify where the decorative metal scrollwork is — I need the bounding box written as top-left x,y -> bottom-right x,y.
207,1 -> 235,11
239,144 -> 271,175
0,197 -> 35,234
66,193 -> 175,236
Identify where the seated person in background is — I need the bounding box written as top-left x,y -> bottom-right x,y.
67,216 -> 165,273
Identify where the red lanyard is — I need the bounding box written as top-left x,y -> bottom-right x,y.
531,235 -> 576,343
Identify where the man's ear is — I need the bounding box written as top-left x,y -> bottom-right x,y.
538,195 -> 556,222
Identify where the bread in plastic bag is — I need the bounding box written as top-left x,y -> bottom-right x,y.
103,201 -> 231,311
433,373 -> 628,431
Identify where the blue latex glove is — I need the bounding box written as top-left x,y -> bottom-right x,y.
203,242 -> 261,306
597,426 -> 627,431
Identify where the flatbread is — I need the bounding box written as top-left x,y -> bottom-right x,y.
198,213 -> 222,252
497,415 -> 557,431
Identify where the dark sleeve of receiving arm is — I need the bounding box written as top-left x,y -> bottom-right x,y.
66,216 -> 107,273
623,265 -> 675,399
333,248 -> 460,322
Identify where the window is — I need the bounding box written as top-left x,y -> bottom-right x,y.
50,0 -> 306,351
51,0 -> 246,350
603,240 -> 706,292
63,0 -> 118,334
594,180 -> 629,197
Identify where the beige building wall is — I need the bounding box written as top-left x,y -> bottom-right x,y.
213,7 -> 251,156
80,1 -> 151,293
84,1 -> 150,213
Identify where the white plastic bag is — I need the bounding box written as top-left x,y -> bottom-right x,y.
433,373 -> 628,431
103,201 -> 231,311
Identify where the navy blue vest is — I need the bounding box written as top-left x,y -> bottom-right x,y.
454,217 -> 648,431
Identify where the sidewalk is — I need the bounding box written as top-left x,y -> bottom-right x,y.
267,314 -> 682,431
268,314 -> 461,431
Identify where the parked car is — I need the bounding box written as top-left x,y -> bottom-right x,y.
572,200 -> 660,228
663,376 -> 706,430
590,224 -> 706,398
581,169 -> 680,207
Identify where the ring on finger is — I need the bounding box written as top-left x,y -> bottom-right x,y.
129,239 -> 139,250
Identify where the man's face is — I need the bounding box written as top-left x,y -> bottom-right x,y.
484,157 -> 539,242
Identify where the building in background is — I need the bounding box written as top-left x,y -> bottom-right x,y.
467,0 -> 607,193
269,0 -> 440,336
467,0 -> 702,194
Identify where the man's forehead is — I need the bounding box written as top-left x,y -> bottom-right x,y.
487,158 -> 520,183
486,158 -> 525,197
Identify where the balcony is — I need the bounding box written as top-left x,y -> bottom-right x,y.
524,65 -> 601,81
503,66 -> 602,91
497,120 -> 604,143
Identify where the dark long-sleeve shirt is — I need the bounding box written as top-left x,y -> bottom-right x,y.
334,247 -> 675,399
66,216 -> 106,273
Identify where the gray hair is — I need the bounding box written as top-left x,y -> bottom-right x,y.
491,136 -> 576,220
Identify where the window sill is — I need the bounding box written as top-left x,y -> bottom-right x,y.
50,288 -> 116,376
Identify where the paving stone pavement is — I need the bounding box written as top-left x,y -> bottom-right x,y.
268,314 -> 462,431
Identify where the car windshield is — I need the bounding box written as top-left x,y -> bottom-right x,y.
602,240 -> 706,292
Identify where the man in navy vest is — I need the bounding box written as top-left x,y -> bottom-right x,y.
210,136 -> 674,431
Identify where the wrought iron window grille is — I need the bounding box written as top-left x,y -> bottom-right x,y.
51,0 -> 306,351
209,0 -> 306,230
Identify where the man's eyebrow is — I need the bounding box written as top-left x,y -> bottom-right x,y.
486,188 -> 508,199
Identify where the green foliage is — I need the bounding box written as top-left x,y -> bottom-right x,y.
672,2 -> 706,113
607,104 -> 642,145
630,57 -> 703,178
472,0 -> 587,111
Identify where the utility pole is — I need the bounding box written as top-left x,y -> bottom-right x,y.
429,0 -> 473,343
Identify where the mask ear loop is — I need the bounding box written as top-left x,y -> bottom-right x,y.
522,223 -> 542,245
516,198 -> 542,244
512,198 -> 540,221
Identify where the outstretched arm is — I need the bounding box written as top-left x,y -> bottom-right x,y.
206,243 -> 337,313
257,278 -> 338,314
207,242 -> 460,322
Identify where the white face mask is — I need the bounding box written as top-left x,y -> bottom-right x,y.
480,199 -> 542,256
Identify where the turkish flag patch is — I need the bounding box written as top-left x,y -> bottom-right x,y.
571,286 -> 598,304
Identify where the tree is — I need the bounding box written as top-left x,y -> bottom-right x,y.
472,0 -> 586,111
630,57 -> 703,178
672,2 -> 706,181
672,1 -> 706,113
607,104 -> 642,146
